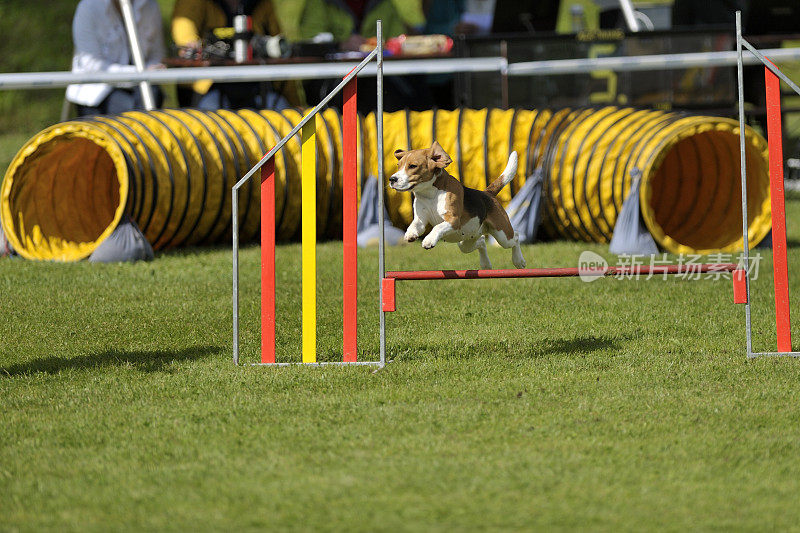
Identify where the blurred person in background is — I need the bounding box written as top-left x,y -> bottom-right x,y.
297,0 -> 427,112
422,0 -> 466,109
171,0 -> 303,109
67,0 -> 165,116
424,0 -> 465,36
296,0 -> 424,49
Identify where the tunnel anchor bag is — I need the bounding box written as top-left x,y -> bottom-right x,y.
609,168 -> 659,256
89,216 -> 154,263
507,167 -> 544,244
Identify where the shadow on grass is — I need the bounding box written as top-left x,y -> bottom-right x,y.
392,339 -> 516,361
0,345 -> 220,377
526,335 -> 625,358
391,335 -> 627,361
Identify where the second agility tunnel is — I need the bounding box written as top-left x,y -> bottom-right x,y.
1,106 -> 771,261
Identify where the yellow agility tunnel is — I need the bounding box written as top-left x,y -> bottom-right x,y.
1,107 -> 771,261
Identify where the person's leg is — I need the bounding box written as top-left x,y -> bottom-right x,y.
302,79 -> 338,108
257,90 -> 290,111
131,85 -> 164,109
194,87 -> 226,110
103,89 -> 137,114
176,85 -> 194,107
75,103 -> 104,117
76,86 -> 160,116
221,82 -> 269,109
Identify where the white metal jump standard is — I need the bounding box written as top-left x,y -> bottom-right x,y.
231,23 -> 386,366
736,11 -> 800,358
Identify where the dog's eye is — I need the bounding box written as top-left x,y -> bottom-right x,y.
408,164 -> 417,169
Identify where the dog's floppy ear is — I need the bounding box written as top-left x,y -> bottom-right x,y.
394,149 -> 406,160
429,141 -> 452,168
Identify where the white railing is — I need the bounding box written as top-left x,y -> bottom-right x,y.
2,47 -> 800,91
0,58 -> 504,90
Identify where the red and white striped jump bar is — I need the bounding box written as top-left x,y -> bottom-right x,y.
381,263 -> 747,312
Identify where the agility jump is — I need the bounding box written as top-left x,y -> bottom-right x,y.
232,22 -> 386,367
231,15 -> 797,366
736,11 -> 799,358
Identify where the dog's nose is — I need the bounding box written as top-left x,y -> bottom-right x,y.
389,175 -> 398,184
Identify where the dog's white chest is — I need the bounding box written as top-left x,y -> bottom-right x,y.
413,189 -> 482,243
413,190 -> 447,225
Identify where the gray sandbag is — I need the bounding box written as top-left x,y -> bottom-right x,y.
357,177 -> 405,248
89,216 -> 154,263
609,168 -> 659,255
0,219 -> 14,257
507,168 -> 544,244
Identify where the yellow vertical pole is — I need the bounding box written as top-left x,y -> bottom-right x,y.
301,115 -> 317,363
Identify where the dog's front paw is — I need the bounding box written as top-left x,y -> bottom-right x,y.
421,235 -> 437,249
404,231 -> 419,243
512,252 -> 526,269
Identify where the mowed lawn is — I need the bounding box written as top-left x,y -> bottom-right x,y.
3,200 -> 800,531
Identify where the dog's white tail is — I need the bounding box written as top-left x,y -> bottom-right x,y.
484,151 -> 518,196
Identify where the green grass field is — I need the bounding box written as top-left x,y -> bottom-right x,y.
3,1 -> 800,529
3,201 -> 800,530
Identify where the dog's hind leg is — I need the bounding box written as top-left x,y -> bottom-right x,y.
459,236 -> 492,269
489,229 -> 526,269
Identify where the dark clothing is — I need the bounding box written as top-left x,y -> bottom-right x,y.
209,0 -> 276,27
345,0 -> 368,20
194,84 -> 289,110
672,0 -> 747,27
75,86 -> 164,116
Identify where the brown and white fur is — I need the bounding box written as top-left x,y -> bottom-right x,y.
389,141 -> 525,270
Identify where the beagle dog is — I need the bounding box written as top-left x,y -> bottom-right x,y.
389,141 -> 526,270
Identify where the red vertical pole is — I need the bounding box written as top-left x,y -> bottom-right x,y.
765,65 -> 792,352
343,77 -> 358,362
261,156 -> 276,364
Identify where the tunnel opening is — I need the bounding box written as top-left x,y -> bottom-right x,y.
1,131 -> 126,260
644,126 -> 771,255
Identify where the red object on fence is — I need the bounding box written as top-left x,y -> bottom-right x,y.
343,77 -> 358,362
382,278 -> 396,312
261,156 -> 276,364
765,64 -> 792,352
733,269 -> 747,304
